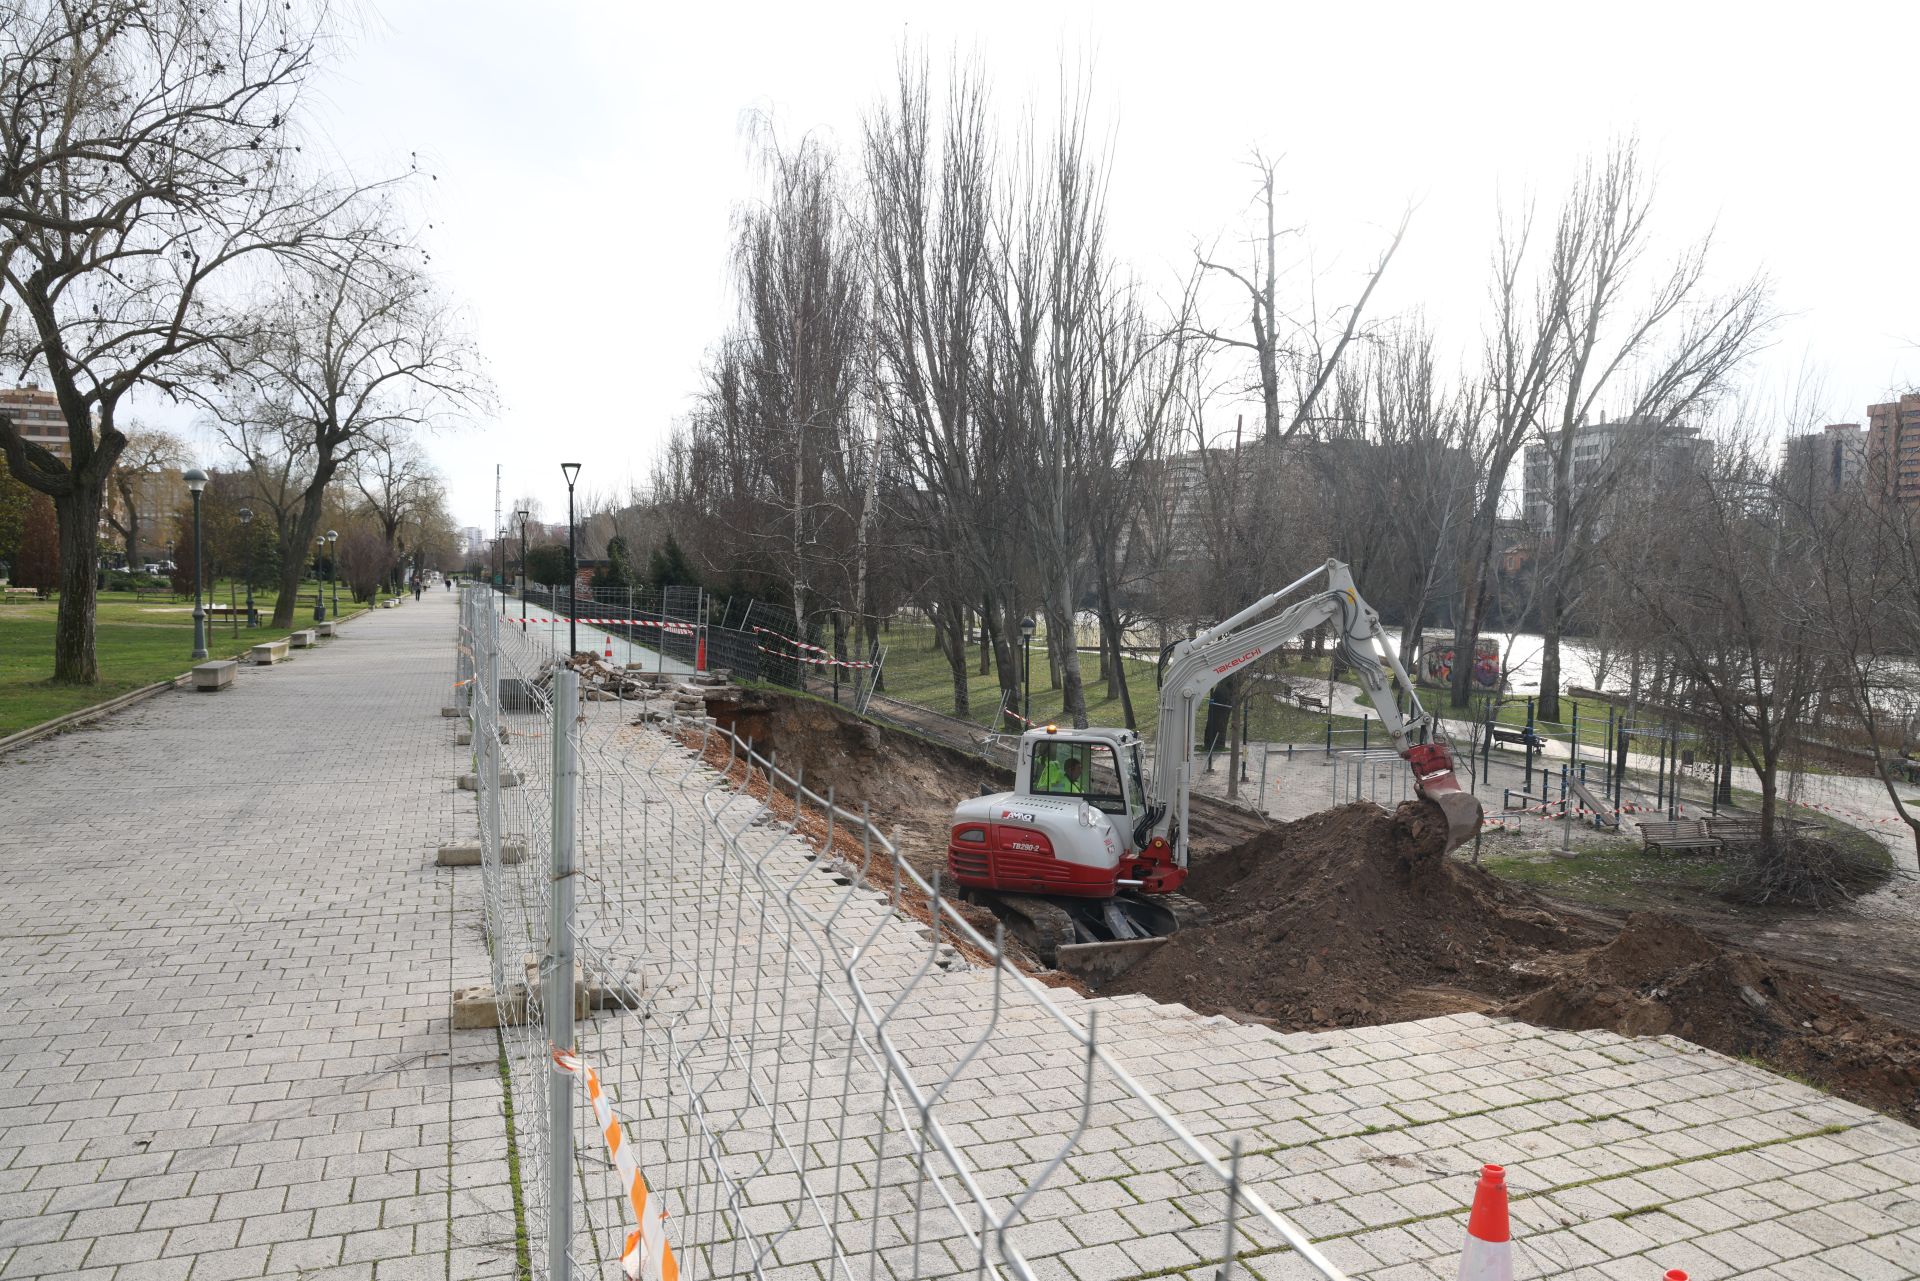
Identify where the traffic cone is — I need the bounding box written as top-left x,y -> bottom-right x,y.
1457,1163 -> 1512,1281
604,637 -> 613,662
1662,1273 -> 1688,1280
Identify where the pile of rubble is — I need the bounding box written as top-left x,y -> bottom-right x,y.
542,653 -> 742,722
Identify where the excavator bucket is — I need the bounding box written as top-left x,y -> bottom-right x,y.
1405,742 -> 1484,855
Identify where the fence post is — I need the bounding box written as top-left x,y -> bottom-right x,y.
484,607 -> 502,868
548,666 -> 579,1281
1257,744 -> 1269,813
1324,717 -> 1332,757
1361,714 -> 1369,752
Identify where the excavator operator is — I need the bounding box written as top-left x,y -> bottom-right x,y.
1033,745 -> 1087,795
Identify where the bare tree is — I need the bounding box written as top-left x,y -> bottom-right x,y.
865,53 -> 1004,717
105,427 -> 189,568
0,0 -> 369,681
1531,141 -> 1773,722
352,430 -> 439,592
216,227 -> 486,627
1191,151 -> 1410,447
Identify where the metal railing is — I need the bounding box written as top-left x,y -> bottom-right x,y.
457,584 -> 1346,1281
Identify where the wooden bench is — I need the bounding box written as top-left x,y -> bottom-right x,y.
250,639 -> 290,665
191,659 -> 238,691
1707,816 -> 1762,845
135,586 -> 174,602
1640,819 -> 1721,852
1293,692 -> 1328,713
1490,728 -> 1541,750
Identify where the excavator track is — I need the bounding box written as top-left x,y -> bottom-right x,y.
1149,892 -> 1212,932
969,892 -> 1080,967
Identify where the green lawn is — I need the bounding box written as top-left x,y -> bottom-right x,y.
0,589 -> 370,737
871,620 -> 1362,743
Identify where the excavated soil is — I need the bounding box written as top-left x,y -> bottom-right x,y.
689,695 -> 1920,1122
1107,801 -> 1595,1026
1501,914 -> 1920,1124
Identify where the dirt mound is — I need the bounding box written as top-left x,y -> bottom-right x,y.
1108,801 -> 1592,1027
1501,913 -> 1920,1124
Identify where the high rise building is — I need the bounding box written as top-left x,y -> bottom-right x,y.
0,385 -> 69,462
1867,394 -> 1920,503
1522,417 -> 1712,533
1780,422 -> 1866,505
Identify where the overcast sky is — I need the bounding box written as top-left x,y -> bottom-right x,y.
257,0 -> 1920,532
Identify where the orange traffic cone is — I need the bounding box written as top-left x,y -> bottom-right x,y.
1457,1163 -> 1512,1281
604,637 -> 613,662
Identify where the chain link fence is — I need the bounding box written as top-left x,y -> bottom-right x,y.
458,584 -> 1347,1281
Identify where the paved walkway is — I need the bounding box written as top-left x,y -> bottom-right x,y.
0,592 -> 515,1281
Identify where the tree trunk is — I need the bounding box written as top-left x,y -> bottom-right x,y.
51,487 -> 104,684
938,598 -> 970,720
1538,583 -> 1564,723
1450,572 -> 1490,709
1051,573 -> 1089,729
1226,694 -> 1244,800
978,599 -> 993,675
271,477 -> 332,628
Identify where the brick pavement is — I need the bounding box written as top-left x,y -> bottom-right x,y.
0,593 -> 516,1281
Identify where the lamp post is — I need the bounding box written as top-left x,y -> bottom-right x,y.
516,509 -> 530,633
326,529 -> 338,616
313,537 -> 327,622
184,470 -> 208,660
560,463 -> 581,656
1019,616 -> 1036,728
498,529 -> 508,614
238,508 -> 258,627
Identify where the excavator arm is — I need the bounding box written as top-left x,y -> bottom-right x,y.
1147,560 -> 1481,866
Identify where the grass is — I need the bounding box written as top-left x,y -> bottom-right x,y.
871,620 -> 1362,742
1477,796 -> 1894,910
0,589 -> 370,737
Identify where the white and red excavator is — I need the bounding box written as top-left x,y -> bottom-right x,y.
947,559 -> 1483,978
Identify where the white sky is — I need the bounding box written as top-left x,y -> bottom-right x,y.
227,0 -> 1920,531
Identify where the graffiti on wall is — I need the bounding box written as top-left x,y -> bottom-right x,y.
1420,637 -> 1502,691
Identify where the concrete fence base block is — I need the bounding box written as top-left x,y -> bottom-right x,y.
451,984 -> 527,1029
440,706 -> 460,718
455,729 -> 473,746
456,770 -> 523,791
436,841 -> 526,867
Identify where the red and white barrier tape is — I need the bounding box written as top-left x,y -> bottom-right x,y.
505,617 -> 697,634
751,627 -> 876,670
551,1049 -> 677,1281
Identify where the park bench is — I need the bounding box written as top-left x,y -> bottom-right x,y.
1706,816 -> 1762,845
1639,819 -> 1721,853
314,621 -> 337,638
250,639 -> 290,666
1490,727 -> 1542,750
191,659 -> 237,692
289,629 -> 317,648
134,585 -> 174,602
1294,691 -> 1328,714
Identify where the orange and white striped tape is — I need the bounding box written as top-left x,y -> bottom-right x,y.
551,1048 -> 677,1281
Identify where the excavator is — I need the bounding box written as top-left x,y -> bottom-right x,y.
947,559 -> 1483,979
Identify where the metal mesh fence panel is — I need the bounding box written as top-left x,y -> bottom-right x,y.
459,583 -> 1346,1281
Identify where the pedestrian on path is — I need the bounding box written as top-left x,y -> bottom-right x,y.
412,575 -> 423,601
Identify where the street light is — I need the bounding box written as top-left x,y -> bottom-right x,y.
516,509 -> 530,633
326,529 -> 338,617
313,537 -> 327,622
237,508 -> 258,627
1019,616 -> 1036,728
498,529 -> 508,615
560,463 -> 581,656
184,469 -> 208,660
